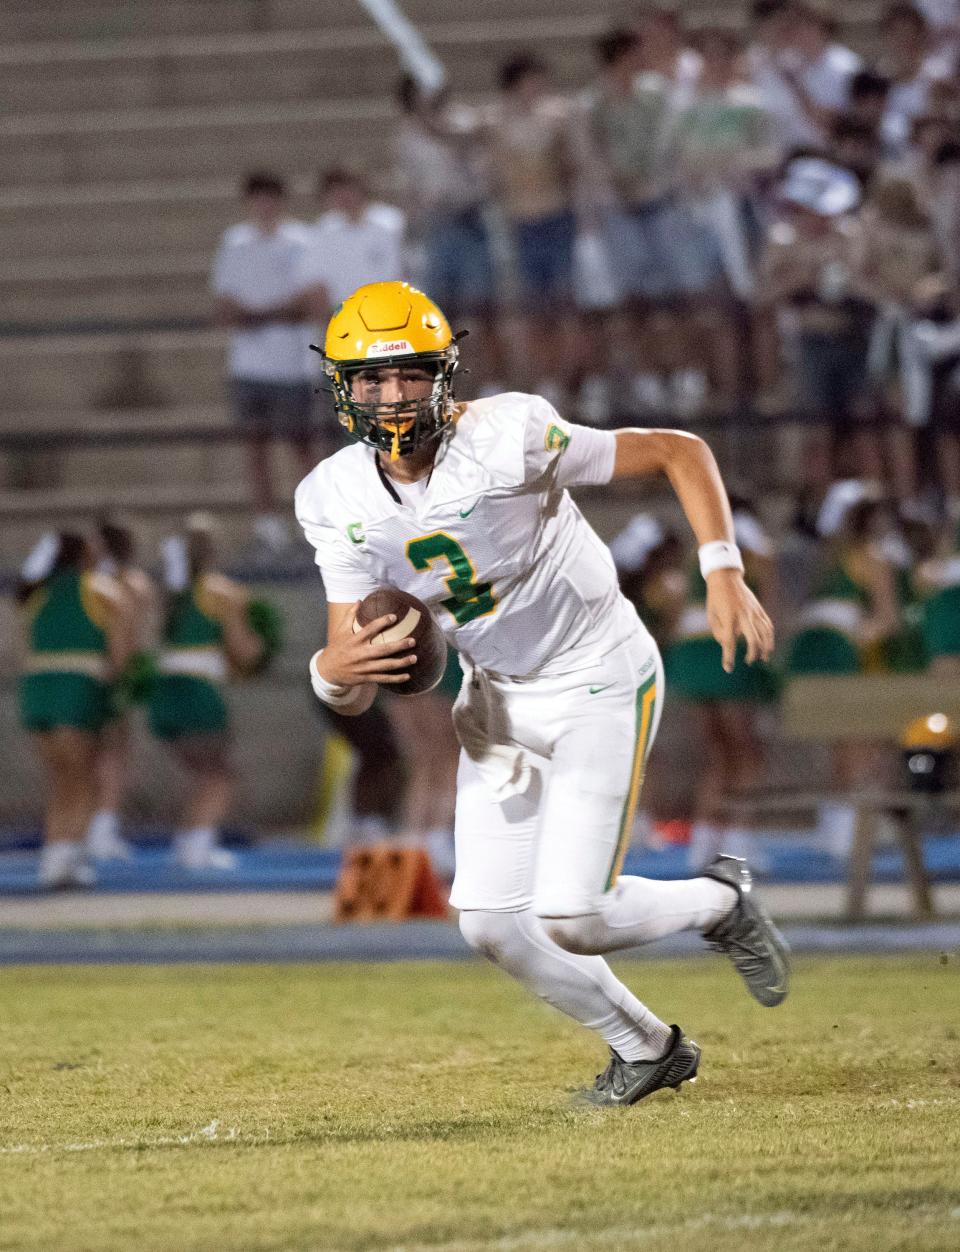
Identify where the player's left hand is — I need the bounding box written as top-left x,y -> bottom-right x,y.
706,569 -> 775,672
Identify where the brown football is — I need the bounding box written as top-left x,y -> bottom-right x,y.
354,587 -> 447,697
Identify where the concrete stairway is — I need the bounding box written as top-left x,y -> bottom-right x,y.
0,0 -> 886,545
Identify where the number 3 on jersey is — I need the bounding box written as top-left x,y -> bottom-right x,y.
406,532 -> 497,626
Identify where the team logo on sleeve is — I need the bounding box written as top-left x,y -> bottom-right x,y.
347,522 -> 366,545
544,422 -> 571,453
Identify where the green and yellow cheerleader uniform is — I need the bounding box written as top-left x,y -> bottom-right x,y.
148,578 -> 229,740
916,553 -> 960,662
19,570 -> 113,733
786,560 -> 871,675
664,565 -> 779,703
882,563 -> 928,674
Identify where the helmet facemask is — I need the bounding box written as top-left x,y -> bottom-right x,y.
321,346 -> 459,461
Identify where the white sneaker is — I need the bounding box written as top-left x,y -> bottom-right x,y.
575,374 -> 612,426
669,368 -> 708,418
175,843 -> 237,872
39,843 -> 96,890
86,828 -> 133,862
173,830 -> 237,871
630,372 -> 669,416
253,514 -> 290,551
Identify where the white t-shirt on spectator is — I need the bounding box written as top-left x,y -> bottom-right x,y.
394,116 -> 488,219
882,55 -> 954,155
801,43 -> 861,110
295,206 -> 406,307
749,42 -> 859,151
749,46 -> 824,151
211,220 -> 314,383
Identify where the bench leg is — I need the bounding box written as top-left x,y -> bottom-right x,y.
846,806 -> 876,921
895,811 -> 935,920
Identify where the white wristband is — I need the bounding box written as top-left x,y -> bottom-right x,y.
698,540 -> 744,579
309,651 -> 372,711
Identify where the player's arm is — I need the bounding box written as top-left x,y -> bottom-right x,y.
611,429 -> 774,671
310,602 -> 417,717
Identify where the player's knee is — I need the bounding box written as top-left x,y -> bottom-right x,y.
458,909 -> 518,964
537,913 -> 608,956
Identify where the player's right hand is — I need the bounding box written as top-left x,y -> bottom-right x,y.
316,603 -> 416,687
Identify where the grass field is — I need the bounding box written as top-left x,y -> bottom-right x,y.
1,954 -> 959,1252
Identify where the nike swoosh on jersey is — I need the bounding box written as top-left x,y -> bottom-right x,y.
459,500 -> 480,518
588,683 -> 614,694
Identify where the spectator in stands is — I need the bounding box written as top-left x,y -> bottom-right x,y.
785,5 -> 862,126
295,167 -> 406,445
916,0 -> 960,47
756,156 -> 875,495
748,0 -> 836,154
586,28 -> 709,417
663,499 -> 780,870
211,172 -> 315,552
392,75 -> 508,394
673,26 -> 778,409
909,268 -> 960,511
16,532 -> 134,889
484,52 -> 582,406
85,519 -> 158,864
879,2 -> 955,156
149,516 -> 264,871
928,138 -> 960,278
857,176 -> 947,503
829,114 -> 885,191
847,68 -> 894,133
629,4 -> 703,104
297,167 -> 405,316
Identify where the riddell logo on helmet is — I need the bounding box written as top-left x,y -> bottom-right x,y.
367,340 -> 415,357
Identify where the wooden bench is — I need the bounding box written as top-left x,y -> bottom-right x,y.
778,676 -> 960,919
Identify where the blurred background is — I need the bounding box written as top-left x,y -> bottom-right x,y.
2,0 -> 960,945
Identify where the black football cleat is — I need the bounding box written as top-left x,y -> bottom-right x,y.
577,1026 -> 701,1107
701,854 -> 790,1007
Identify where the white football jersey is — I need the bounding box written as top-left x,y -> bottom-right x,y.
295,392 -> 643,678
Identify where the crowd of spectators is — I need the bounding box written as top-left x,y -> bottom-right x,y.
202,1 -> 960,864
210,0 -> 960,539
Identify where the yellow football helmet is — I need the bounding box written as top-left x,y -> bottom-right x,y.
314,281 -> 459,460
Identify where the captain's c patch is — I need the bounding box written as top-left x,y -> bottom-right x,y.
544,422 -> 571,453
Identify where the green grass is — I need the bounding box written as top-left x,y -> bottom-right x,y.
1,955 -> 959,1252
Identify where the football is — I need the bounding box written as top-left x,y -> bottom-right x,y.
354,587 -> 447,696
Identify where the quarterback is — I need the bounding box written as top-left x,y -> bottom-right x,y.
296,281 -> 788,1106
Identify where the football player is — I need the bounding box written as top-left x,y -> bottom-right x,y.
296,281 -> 787,1106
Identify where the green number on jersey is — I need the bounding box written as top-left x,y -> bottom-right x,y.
406,532 -> 497,626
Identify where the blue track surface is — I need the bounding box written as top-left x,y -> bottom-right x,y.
3,834 -> 960,896
2,920 -> 958,966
